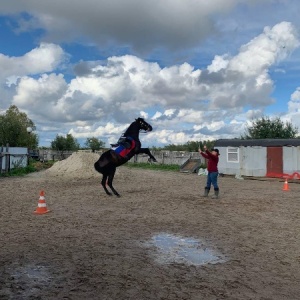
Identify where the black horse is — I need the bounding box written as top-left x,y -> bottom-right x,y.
94,118 -> 157,197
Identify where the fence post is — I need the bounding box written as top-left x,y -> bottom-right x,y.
0,145 -> 3,174
5,143 -> 10,172
27,147 -> 29,166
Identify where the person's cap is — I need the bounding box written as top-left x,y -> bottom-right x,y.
211,148 -> 220,155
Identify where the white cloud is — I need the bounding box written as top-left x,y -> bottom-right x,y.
0,20 -> 299,146
229,22 -> 299,75
287,87 -> 300,114
12,73 -> 68,121
0,43 -> 66,79
164,109 -> 176,117
285,87 -> 300,130
152,112 -> 162,120
290,88 -> 300,102
207,55 -> 229,73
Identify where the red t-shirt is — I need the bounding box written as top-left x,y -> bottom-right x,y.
200,150 -> 219,172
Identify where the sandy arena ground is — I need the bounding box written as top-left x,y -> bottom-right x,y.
1,152 -> 300,300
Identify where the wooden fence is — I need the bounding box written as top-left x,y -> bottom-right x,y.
1,147 -> 206,174
37,149 -> 74,162
35,149 -> 205,166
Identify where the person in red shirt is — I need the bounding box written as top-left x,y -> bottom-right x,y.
199,145 -> 220,199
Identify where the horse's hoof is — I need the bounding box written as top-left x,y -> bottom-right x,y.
148,158 -> 157,163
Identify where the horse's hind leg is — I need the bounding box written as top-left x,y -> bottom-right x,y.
107,167 -> 121,197
101,174 -> 112,196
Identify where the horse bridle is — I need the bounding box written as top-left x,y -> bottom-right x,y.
136,118 -> 152,132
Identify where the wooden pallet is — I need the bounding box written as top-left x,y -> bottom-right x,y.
180,158 -> 202,173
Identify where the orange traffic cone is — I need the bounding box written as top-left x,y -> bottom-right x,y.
282,178 -> 289,191
33,190 -> 50,214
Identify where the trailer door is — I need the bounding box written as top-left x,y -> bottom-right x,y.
267,147 -> 283,175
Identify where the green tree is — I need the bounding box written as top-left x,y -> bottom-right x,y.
84,137 -> 105,152
242,116 -> 298,139
51,134 -> 80,151
0,105 -> 38,148
163,140 -> 215,151
198,140 -> 215,151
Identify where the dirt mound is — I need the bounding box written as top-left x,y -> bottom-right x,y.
44,152 -> 103,178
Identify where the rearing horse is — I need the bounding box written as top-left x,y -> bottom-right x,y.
94,118 -> 157,197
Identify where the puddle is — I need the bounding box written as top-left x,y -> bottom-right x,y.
3,264 -> 53,298
11,264 -> 51,281
144,233 -> 226,266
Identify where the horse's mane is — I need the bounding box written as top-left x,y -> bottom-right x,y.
124,118 -> 144,135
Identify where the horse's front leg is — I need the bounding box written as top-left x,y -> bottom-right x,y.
138,148 -> 157,162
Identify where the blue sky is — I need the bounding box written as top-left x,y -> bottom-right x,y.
0,0 -> 300,148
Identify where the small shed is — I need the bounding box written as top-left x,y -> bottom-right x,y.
214,139 -> 300,178
0,146 -> 28,173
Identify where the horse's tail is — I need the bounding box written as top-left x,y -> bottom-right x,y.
94,150 -> 112,173
94,160 -> 102,174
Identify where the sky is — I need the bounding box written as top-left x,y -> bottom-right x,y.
0,0 -> 300,148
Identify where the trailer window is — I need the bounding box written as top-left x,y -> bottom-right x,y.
227,147 -> 239,162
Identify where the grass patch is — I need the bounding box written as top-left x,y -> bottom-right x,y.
125,162 -> 180,172
31,160 -> 55,172
0,159 -> 55,177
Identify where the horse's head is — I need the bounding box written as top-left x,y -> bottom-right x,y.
135,117 -> 153,132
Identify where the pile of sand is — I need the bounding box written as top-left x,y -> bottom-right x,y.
44,152 -> 103,178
